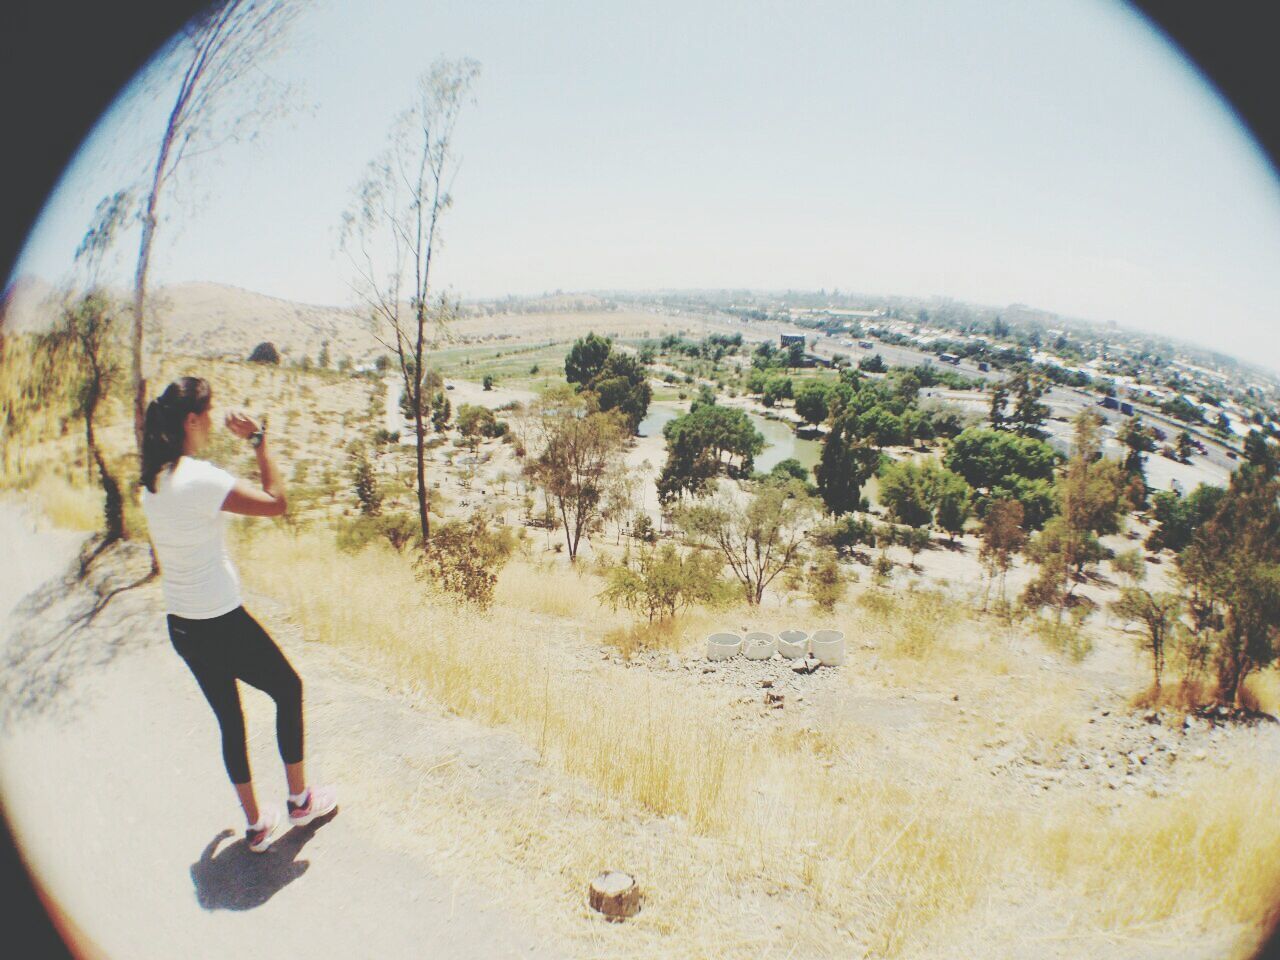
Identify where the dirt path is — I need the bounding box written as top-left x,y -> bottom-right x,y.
0,503 -> 563,959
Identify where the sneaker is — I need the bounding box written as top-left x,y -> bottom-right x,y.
246,808 -> 283,854
287,785 -> 338,827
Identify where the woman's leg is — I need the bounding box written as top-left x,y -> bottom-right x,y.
221,608 -> 306,788
167,614 -> 259,823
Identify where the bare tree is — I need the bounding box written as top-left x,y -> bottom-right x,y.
131,0 -> 304,455
341,58 -> 481,544
43,192 -> 135,547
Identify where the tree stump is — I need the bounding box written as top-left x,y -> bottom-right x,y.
588,871 -> 640,921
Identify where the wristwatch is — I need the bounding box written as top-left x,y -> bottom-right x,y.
249,428 -> 265,449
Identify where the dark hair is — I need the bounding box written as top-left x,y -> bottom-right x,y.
141,377 -> 212,493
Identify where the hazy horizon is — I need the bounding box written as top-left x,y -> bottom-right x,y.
10,0 -> 1280,373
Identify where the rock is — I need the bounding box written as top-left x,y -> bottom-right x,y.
1143,710 -> 1160,724
952,693 -> 960,702
790,661 -> 809,674
702,666 -> 716,675
1193,749 -> 1207,761
761,679 -> 774,689
588,871 -> 641,921
1101,710 -> 1110,717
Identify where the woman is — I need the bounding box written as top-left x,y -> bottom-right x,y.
140,377 -> 336,853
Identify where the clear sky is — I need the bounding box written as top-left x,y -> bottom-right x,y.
13,0 -> 1280,370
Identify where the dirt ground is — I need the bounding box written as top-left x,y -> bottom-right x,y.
0,500 -> 566,959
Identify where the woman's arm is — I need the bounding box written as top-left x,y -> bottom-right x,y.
221,411 -> 288,517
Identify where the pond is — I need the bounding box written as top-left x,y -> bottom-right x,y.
638,402 -> 822,475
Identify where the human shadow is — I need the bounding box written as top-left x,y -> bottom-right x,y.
190,808 -> 339,911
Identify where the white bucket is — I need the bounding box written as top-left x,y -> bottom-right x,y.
811,629 -> 846,666
706,632 -> 742,661
742,632 -> 777,660
777,630 -> 809,659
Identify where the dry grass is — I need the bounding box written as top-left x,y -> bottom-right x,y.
233,525 -> 1280,958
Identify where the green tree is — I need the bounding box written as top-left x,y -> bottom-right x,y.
676,480 -> 817,605
761,375 -> 793,408
1146,484 -> 1225,553
1244,429 -> 1278,475
944,427 -> 1057,492
879,459 -> 940,528
935,469 -> 973,540
794,381 -> 830,426
416,511 -> 515,608
1021,412 -> 1128,618
807,549 -> 847,612
1178,466 -> 1280,704
859,353 -> 886,373
565,332 -> 612,387
988,383 -> 1008,430
591,351 -> 652,433
482,373 -> 494,391
815,414 -> 881,515
350,450 -> 382,516
657,404 -> 764,502
1008,370 -> 1050,438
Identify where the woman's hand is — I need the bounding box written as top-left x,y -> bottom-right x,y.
224,410 -> 260,440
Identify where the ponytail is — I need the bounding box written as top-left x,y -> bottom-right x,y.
140,377 -> 212,493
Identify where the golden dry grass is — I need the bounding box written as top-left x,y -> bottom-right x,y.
234,525 -> 1280,958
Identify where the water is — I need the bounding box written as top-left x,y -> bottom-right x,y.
638,402 -> 821,475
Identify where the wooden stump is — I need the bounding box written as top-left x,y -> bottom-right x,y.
588,871 -> 640,921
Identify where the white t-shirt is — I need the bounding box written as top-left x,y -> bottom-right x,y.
140,457 -> 241,619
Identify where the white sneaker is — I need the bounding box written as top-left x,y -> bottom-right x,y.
246,807 -> 284,854
287,785 -> 338,827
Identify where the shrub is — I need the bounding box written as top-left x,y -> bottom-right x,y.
600,543 -> 730,623
415,512 -> 516,608
248,341 -> 281,364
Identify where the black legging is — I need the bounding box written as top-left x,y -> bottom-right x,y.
167,606 -> 304,785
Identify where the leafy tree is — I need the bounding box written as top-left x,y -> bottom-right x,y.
248,341 -> 280,364
935,469 -> 973,540
482,374 -> 494,391
785,339 -> 805,369
1008,370 -> 1050,438
1021,412 -> 1128,618
988,383 -> 1008,430
1162,395 -> 1206,425
944,427 -> 1057,492
1119,416 -> 1157,505
979,498 -> 1025,608
1178,466 -> 1280,704
565,332 -> 612,387
761,375 -> 793,408
879,459 -> 939,528
524,394 -> 627,561
794,381 -> 830,426
1244,429 -> 1278,475
600,543 -> 729,622
815,414 -> 881,515
1176,430 -> 1195,461
853,405 -> 906,447
657,404 -> 764,502
676,480 -> 817,606
767,457 -> 811,485
457,403 -> 496,450
591,351 -> 652,433
350,449 -> 382,516
1146,484 -> 1225,553
859,353 -> 886,373
342,57 -> 481,544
